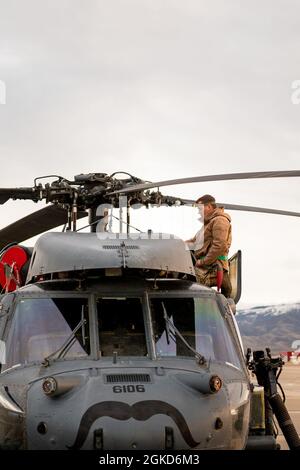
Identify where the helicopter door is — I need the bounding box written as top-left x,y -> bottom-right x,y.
229,250 -> 242,304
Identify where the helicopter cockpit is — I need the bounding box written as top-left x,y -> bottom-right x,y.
0,282 -> 244,374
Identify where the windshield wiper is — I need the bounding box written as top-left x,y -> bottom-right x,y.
162,302 -> 171,345
42,317 -> 87,367
162,302 -> 206,365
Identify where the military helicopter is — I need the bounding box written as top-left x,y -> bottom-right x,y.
0,170 -> 299,451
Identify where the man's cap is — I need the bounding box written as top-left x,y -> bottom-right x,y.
196,194 -> 216,205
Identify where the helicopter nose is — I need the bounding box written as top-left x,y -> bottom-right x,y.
26,368 -> 231,450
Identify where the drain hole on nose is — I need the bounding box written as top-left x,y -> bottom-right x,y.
215,417 -> 223,430
37,422 -> 47,435
165,426 -> 174,449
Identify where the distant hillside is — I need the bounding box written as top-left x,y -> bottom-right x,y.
236,303 -> 300,353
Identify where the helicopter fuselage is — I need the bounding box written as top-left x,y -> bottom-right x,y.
0,278 -> 250,450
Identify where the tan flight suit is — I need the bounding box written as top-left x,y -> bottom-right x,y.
194,207 -> 232,297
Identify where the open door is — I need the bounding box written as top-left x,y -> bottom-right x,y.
229,250 -> 242,304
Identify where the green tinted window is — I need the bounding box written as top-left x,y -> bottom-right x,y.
150,297 -> 242,369
3,297 -> 89,369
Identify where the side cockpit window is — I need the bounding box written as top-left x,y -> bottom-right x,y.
2,297 -> 90,370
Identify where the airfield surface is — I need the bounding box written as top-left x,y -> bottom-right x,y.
273,362 -> 300,450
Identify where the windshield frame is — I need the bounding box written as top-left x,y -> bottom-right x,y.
1,287 -> 247,371
94,292 -> 154,360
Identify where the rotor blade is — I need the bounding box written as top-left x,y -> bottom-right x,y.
108,170 -> 300,195
180,198 -> 300,218
0,206 -> 88,250
0,187 -> 38,205
219,203 -> 300,218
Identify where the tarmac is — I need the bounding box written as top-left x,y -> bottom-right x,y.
272,362 -> 300,450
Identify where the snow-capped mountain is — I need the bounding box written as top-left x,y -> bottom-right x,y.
235,303 -> 300,353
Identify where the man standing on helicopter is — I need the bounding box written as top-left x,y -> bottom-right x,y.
186,194 -> 232,297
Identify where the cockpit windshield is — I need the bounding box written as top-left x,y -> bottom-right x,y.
97,297 -> 147,357
2,293 -> 242,370
150,296 -> 242,369
3,297 -> 90,369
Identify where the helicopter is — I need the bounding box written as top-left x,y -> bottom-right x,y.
0,170 -> 299,451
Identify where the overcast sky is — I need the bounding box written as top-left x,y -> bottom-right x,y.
0,0 -> 299,306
